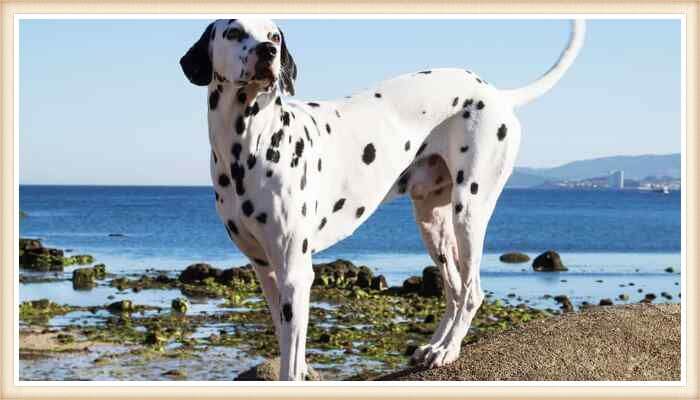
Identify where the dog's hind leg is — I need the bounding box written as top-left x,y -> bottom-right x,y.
418,104 -> 520,369
402,157 -> 464,365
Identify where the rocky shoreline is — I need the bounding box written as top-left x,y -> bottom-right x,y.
17,240 -> 681,381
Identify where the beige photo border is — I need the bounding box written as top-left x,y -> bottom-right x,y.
1,1 -> 697,399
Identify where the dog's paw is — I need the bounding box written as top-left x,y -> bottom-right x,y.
422,345 -> 460,369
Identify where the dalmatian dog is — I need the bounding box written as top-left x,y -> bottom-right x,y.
180,18 -> 585,380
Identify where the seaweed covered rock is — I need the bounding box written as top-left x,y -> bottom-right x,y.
218,265 -> 256,285
532,250 -> 567,272
179,263 -> 222,283
19,238 -> 65,271
553,295 -> 574,313
92,263 -> 107,279
499,252 -> 530,264
107,300 -> 134,313
312,259 -> 374,289
72,268 -> 96,290
171,297 -> 189,313
420,266 -> 444,297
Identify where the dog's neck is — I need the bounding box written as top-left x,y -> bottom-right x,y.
207,83 -> 283,161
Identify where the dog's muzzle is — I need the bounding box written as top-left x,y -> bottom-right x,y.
253,42 -> 277,81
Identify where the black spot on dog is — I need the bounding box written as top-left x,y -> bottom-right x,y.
209,90 -> 220,110
374,93 -> 382,98
237,91 -> 247,104
333,198 -> 345,212
335,110 -> 341,118
231,143 -> 242,160
282,303 -> 293,322
302,239 -> 308,254
476,77 -> 482,84
295,138 -> 304,157
235,116 -> 245,135
304,126 -> 313,146
317,158 -> 322,172
226,219 -> 239,236
452,97 -> 459,107
476,101 -> 485,110
416,143 -> 427,157
325,123 -> 331,134
428,154 -> 440,166
418,70 -> 432,74
362,144 -> 376,165
282,111 -> 290,126
256,213 -> 267,224
230,162 -> 246,195
438,253 -> 447,264
270,129 -> 284,147
247,154 -> 256,169
397,171 -> 411,194
497,124 -> 507,141
471,182 -> 479,194
212,151 -> 218,164
266,170 -> 273,177
318,217 -> 327,230
300,162 -> 307,190
455,203 -> 464,213
463,99 -> 474,108
356,207 -> 365,218
301,203 -> 307,217
245,103 -> 260,116
462,110 -> 471,119
404,141 -> 411,151
215,192 -> 220,202
307,102 -> 320,108
275,96 -> 282,106
218,174 -> 230,187
253,258 -> 269,266
460,146 -> 469,153
266,148 -> 280,163
242,200 -> 254,216
456,170 -> 464,185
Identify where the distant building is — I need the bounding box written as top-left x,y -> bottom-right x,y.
608,170 -> 624,189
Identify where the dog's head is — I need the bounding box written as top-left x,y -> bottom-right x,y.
180,19 -> 297,96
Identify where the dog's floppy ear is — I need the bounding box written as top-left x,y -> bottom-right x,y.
279,29 -> 297,96
180,22 -> 215,86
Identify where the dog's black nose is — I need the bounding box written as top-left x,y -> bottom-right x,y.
255,42 -> 277,61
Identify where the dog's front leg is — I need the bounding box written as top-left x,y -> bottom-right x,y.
269,237 -> 314,381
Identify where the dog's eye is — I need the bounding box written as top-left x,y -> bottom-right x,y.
269,32 -> 281,44
225,27 -> 249,41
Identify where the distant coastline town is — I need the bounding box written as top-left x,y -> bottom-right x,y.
537,170 -> 681,192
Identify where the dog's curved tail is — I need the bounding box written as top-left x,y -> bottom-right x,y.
504,20 -> 585,108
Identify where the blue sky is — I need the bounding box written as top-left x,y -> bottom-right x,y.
19,18 -> 681,185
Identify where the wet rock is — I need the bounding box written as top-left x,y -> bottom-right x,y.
72,268 -> 95,290
179,263 -> 222,283
318,333 -> 331,343
618,293 -> 629,301
234,358 -> 321,381
356,266 -> 373,288
499,252 -> 530,263
108,233 -> 126,237
420,266 -> 443,297
171,297 -> 189,313
218,265 -> 256,285
664,267 -> 675,273
645,293 -> 657,301
313,259 -> 362,288
70,255 -> 95,265
599,298 -> 613,306
370,275 -> 388,291
532,250 -> 567,272
405,344 -> 419,357
402,276 -> 422,294
92,264 -> 107,280
661,292 -> 673,300
107,300 -> 134,313
19,239 -> 66,271
595,279 -> 604,283
162,369 -> 186,379
553,295 -> 574,313
424,314 -> 436,323
144,328 -> 167,349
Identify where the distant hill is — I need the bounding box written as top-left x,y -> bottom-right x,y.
506,153 -> 680,188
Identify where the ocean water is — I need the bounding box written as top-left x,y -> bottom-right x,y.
19,185 -> 682,308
